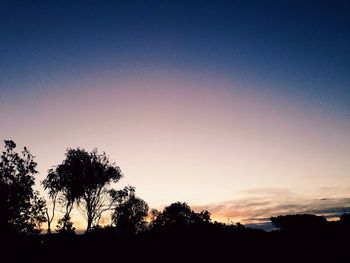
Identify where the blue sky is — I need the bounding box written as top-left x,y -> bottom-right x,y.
1,0 -> 349,115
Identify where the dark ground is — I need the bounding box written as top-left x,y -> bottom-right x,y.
3,223 -> 349,263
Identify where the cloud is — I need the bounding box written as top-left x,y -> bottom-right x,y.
192,187 -> 350,226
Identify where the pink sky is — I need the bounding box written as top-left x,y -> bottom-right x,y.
1,69 -> 350,228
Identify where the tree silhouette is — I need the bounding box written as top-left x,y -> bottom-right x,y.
0,140 -> 46,234
151,202 -> 211,228
43,155 -> 83,232
42,168 -> 61,234
56,214 -> 75,234
111,187 -> 149,234
270,214 -> 327,232
47,148 -> 123,233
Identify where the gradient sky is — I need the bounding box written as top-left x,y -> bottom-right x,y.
1,0 -> 350,228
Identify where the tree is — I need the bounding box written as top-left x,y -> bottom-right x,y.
0,140 -> 46,234
41,168 -> 61,234
270,214 -> 327,232
111,187 -> 149,234
42,157 -> 83,232
151,202 -> 211,228
47,148 -> 123,233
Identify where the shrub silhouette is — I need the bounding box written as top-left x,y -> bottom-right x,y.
56,215 -> 76,234
270,214 -> 327,232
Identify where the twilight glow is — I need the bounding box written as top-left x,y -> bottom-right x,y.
1,1 -> 350,229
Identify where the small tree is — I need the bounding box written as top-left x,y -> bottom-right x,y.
0,140 -> 46,234
111,187 -> 149,234
151,202 -> 211,229
42,159 -> 82,232
41,168 -> 61,234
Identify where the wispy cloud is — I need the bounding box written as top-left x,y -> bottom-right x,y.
192,187 -> 350,225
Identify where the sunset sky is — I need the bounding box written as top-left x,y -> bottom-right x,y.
1,1 -> 350,229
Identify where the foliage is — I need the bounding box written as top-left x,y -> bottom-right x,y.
44,148 -> 123,232
151,202 -> 211,228
111,187 -> 149,234
56,215 -> 76,234
41,168 -> 61,233
42,161 -> 81,232
0,140 -> 46,234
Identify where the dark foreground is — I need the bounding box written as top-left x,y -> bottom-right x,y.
3,224 -> 349,263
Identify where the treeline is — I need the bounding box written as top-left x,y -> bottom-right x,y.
2,140 -> 350,262
0,140 -> 218,235
1,139 -> 350,237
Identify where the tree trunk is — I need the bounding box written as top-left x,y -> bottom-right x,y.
86,216 -> 92,233
45,207 -> 52,234
47,221 -> 51,234
63,202 -> 73,231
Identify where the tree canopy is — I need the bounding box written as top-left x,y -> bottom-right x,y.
151,202 -> 211,229
44,148 -> 123,232
111,187 -> 149,234
0,140 -> 46,234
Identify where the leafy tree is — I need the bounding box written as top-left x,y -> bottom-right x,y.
151,202 -> 211,228
111,187 -> 149,234
0,140 -> 46,234
42,155 -> 83,232
47,148 -> 123,233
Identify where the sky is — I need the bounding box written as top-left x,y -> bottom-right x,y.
1,0 -> 350,229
